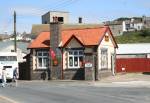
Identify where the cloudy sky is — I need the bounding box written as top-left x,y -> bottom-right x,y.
0,0 -> 150,34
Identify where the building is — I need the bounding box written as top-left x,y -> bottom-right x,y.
104,21 -> 123,36
104,17 -> 148,36
0,40 -> 29,62
142,16 -> 150,28
122,18 -> 143,32
26,23 -> 118,80
9,33 -> 32,42
116,43 -> 150,73
116,43 -> 150,58
42,11 -> 69,24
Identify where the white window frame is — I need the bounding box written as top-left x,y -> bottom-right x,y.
68,50 -> 83,69
36,51 -> 49,69
101,48 -> 108,70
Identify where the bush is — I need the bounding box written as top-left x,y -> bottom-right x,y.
140,29 -> 150,37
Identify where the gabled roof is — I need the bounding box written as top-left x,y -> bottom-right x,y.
28,26 -> 118,49
61,27 -> 107,47
28,32 -> 50,49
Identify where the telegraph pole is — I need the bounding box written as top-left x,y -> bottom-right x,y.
14,11 -> 17,52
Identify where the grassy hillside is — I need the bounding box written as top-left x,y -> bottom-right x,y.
115,29 -> 150,44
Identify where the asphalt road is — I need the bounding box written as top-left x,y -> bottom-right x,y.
0,81 -> 150,103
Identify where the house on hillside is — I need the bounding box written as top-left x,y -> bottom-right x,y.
104,17 -> 146,35
26,23 -> 118,80
122,19 -> 143,32
9,33 -> 32,42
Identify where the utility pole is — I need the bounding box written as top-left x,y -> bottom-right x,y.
14,11 -> 17,52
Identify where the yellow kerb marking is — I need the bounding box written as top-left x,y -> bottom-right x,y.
0,95 -> 19,103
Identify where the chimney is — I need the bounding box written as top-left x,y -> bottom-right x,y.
78,17 -> 82,24
50,22 -> 62,48
50,22 -> 62,79
53,16 -> 58,23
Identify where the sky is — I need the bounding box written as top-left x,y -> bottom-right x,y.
0,0 -> 150,34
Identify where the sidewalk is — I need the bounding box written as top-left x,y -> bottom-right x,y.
11,73 -> 150,88
92,73 -> 150,87
100,73 -> 150,83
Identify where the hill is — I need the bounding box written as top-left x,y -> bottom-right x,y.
115,29 -> 150,44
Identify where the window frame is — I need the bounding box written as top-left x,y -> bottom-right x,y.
36,50 -> 49,69
101,48 -> 108,70
67,50 -> 84,69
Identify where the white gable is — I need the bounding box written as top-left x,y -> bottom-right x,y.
100,32 -> 115,47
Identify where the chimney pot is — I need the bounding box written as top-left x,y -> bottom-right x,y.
79,17 -> 82,24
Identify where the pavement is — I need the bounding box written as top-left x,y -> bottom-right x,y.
100,73 -> 150,83
93,73 -> 150,87
16,72 -> 150,88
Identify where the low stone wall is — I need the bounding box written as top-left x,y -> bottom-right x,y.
63,68 -> 85,80
31,70 -> 48,80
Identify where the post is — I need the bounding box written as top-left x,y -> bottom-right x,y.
14,11 -> 17,52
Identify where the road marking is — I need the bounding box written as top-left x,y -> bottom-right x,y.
0,95 -> 19,103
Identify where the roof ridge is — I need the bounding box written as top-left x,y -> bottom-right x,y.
62,26 -> 108,31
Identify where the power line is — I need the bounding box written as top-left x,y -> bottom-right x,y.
52,0 -> 77,9
1,0 -> 81,33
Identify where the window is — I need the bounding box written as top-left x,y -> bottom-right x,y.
58,17 -> 64,22
36,51 -> 49,69
101,49 -> 108,70
105,35 -> 109,42
0,56 -> 17,61
68,50 -> 83,68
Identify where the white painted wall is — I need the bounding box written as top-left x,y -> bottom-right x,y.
50,12 -> 69,24
32,50 -> 36,70
98,32 -> 115,70
134,23 -> 143,30
122,21 -> 127,32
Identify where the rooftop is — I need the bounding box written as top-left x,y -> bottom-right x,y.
117,43 -> 150,54
28,26 -> 117,49
31,24 -> 103,35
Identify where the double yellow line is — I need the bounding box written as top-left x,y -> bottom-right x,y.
0,95 -> 19,103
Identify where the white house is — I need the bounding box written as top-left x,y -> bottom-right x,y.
27,24 -> 118,80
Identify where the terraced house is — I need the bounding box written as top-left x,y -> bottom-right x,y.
27,23 -> 118,80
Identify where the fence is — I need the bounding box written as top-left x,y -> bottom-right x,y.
116,58 -> 150,73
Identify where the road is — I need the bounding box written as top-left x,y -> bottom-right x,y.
0,81 -> 150,103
